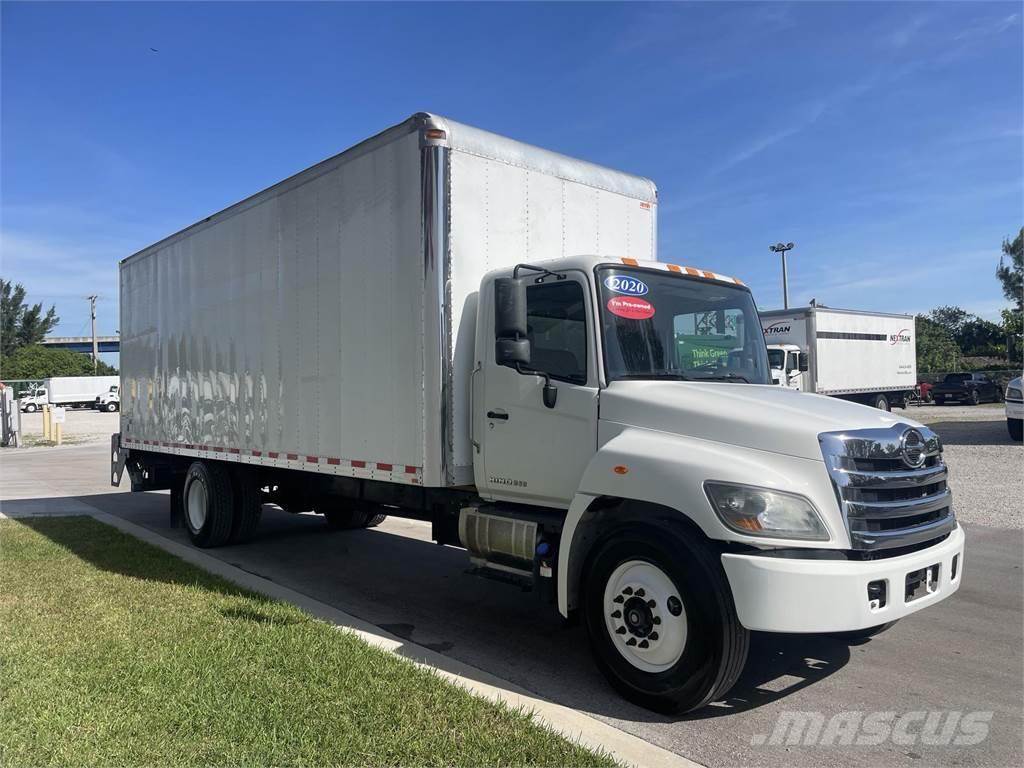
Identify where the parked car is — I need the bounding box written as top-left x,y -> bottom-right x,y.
1006,376 -> 1022,441
931,372 -> 1002,405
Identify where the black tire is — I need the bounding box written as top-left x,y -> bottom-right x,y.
105,402 -> 118,413
583,526 -> 749,714
832,621 -> 897,641
24,403 -> 37,413
182,461 -> 235,548
934,395 -> 945,405
1009,418 -> 1023,442
873,393 -> 890,411
323,504 -> 388,530
968,389 -> 980,406
230,469 -> 263,544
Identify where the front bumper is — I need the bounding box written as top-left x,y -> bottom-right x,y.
721,525 -> 965,633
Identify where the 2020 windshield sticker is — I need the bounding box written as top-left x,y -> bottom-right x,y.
604,275 -> 649,296
607,296 -> 655,320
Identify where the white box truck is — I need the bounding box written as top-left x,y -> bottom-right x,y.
113,113 -> 963,713
760,306 -> 917,411
20,375 -> 119,412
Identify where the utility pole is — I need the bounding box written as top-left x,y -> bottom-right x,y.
769,242 -> 795,309
87,295 -> 98,374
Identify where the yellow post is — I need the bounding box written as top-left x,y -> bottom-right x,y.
42,405 -> 51,440
55,421 -> 62,446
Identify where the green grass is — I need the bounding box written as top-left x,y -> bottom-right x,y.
0,517 -> 615,767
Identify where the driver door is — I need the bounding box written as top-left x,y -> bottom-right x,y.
477,275 -> 598,508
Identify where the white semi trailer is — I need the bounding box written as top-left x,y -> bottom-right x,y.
20,375 -> 119,412
760,306 -> 917,411
113,113 -> 963,713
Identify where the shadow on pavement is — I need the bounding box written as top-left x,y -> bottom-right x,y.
4,492 -> 858,724
922,419 -> 1016,446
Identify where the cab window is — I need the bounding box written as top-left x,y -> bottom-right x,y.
525,280 -> 587,384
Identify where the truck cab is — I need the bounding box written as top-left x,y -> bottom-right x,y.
19,387 -> 47,413
95,385 -> 120,412
767,343 -> 807,389
468,256 -> 962,711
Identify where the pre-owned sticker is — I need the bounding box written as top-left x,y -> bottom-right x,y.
607,296 -> 655,320
604,275 -> 649,296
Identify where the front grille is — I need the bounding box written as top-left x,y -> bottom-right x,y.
820,425 -> 956,552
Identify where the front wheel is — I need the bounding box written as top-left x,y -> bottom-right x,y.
105,402 -> 118,413
968,390 -> 980,406
873,393 -> 890,411
583,527 -> 749,713
24,403 -> 37,413
1009,418 -> 1023,442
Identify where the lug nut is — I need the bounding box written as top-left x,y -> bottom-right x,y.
635,588 -> 645,597
653,616 -> 661,625
610,610 -> 621,619
667,596 -> 683,616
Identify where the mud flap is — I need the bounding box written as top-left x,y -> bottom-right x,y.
110,433 -> 127,487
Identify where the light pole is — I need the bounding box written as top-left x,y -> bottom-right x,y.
87,295 -> 98,374
769,242 -> 795,309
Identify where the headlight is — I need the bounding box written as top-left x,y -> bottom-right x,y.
1007,386 -> 1022,400
704,481 -> 829,541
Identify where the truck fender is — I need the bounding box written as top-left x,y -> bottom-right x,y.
556,425 -> 840,617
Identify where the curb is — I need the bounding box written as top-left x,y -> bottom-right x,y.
79,510 -> 700,768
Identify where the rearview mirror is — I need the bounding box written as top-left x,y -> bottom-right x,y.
494,277 -> 530,367
798,352 -> 809,372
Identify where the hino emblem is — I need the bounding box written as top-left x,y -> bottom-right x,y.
900,428 -> 926,468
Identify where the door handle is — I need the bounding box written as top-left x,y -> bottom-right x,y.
486,410 -> 509,421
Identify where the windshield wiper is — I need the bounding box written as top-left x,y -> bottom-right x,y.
690,373 -> 750,383
615,373 -> 694,381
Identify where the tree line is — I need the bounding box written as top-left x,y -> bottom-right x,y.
917,228 -> 1023,374
0,279 -> 117,380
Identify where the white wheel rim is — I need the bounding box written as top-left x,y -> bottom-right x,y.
603,559 -> 687,673
186,479 -> 208,532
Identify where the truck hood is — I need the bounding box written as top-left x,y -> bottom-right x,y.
600,381 -> 921,461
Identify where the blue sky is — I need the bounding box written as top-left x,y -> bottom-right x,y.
2,1 -> 1021,361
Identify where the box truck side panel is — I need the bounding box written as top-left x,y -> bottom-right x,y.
121,130 -> 428,482
446,127 -> 657,480
812,310 -> 916,394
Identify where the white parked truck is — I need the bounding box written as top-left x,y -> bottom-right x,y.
113,113 -> 963,713
760,306 -> 917,411
20,375 -> 119,412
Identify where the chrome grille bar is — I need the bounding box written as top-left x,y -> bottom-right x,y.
820,424 -> 955,552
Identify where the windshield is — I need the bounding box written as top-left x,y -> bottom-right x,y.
767,349 -> 786,369
598,267 -> 771,384
943,373 -> 971,383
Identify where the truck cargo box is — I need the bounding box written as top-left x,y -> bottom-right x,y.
119,113 -> 657,488
760,306 -> 916,396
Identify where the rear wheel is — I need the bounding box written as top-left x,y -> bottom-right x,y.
583,527 -> 749,713
182,461 -> 235,548
230,469 -> 263,543
873,393 -> 890,411
935,395 -> 945,405
1009,418 -> 1023,442
322,504 -> 388,529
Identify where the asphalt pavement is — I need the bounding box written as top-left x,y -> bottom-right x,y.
1,407 -> 1021,768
